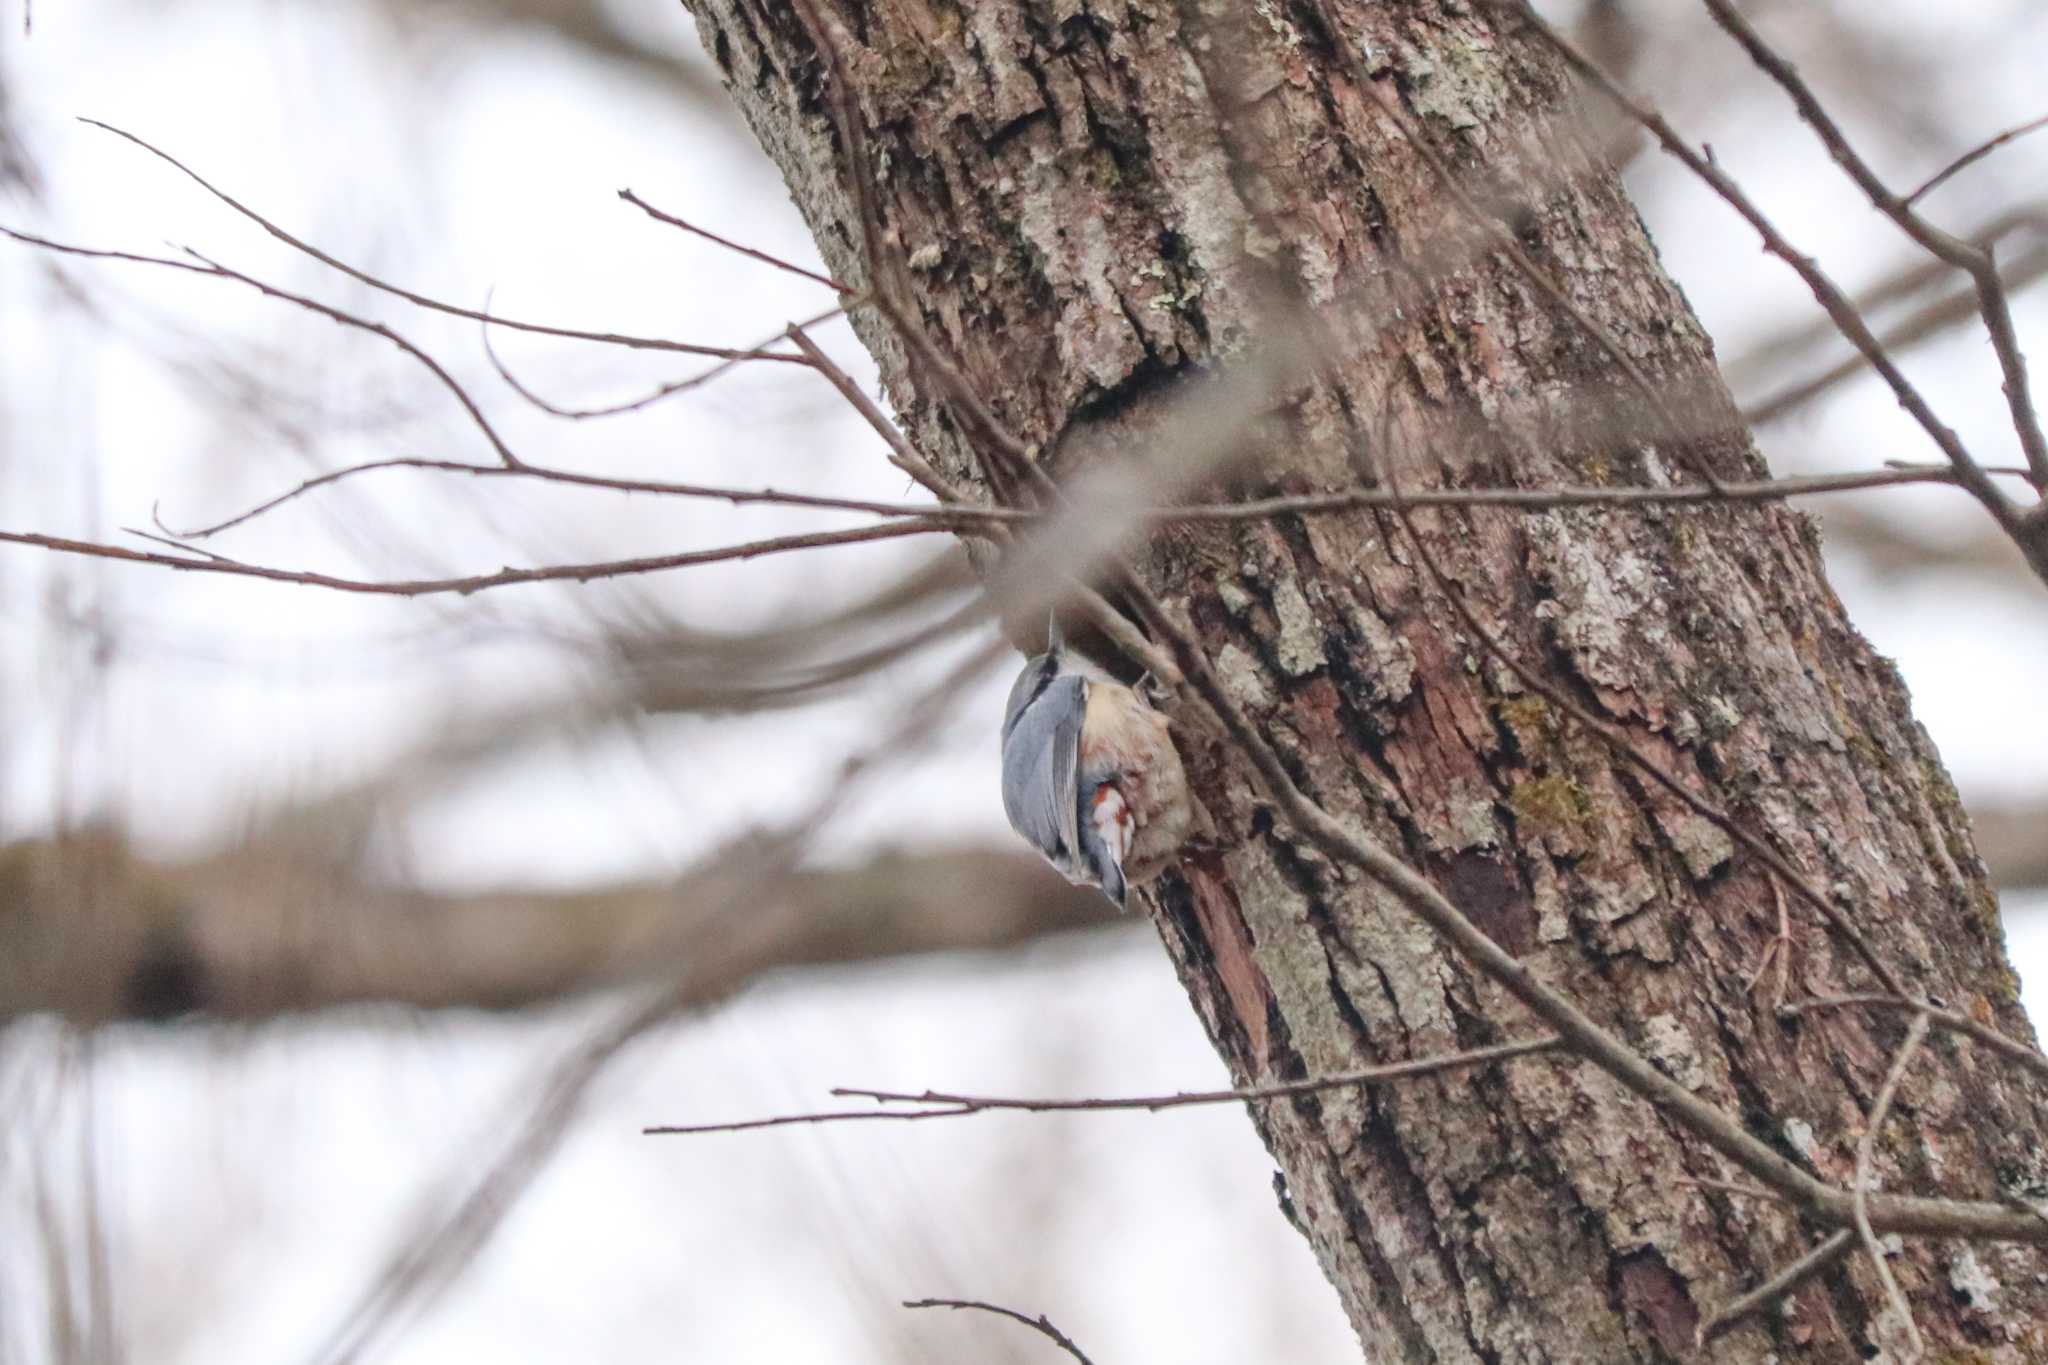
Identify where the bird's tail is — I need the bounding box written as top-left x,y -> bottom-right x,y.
1099,858 -> 1128,910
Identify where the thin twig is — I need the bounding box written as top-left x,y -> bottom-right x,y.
157,455 -> 1013,542
480,301 -> 838,421
1737,874 -> 1793,1010
1182,462 -> 2022,519
618,188 -> 852,293
643,1035 -> 1562,1135
902,1299 -> 1095,1365
785,324 -> 961,501
121,525 -> 242,564
1906,112 -> 2048,207
77,118 -> 810,366
1,519 -> 955,598
1780,994 -> 2048,1082
1677,1175 -> 1790,1205
841,1036 -> 1562,1112
1696,1229 -> 1855,1344
1853,1010 -> 1932,1362
190,245 -> 527,468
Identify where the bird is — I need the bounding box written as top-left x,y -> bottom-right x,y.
999,617 -> 1192,908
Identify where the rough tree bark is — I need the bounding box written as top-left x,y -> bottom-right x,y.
680,0 -> 2048,1358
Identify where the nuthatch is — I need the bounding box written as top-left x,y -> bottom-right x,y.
999,618 -> 1191,907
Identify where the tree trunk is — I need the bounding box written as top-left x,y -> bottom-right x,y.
679,0 -> 2048,1357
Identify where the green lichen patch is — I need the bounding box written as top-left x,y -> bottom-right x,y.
1507,772 -> 1593,844
1494,694 -> 1556,754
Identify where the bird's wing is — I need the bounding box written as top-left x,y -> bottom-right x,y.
1050,678 -> 1084,867
1000,675 -> 1086,874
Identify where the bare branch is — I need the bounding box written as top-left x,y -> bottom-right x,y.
480,301 -> 837,420
785,324 -> 963,502
1696,1230 -> 1856,1345
0,519 -> 956,597
838,1036 -> 1563,1112
902,1299 -> 1096,1365
1906,112 -> 2048,207
78,118 -> 811,365
1780,995 -> 2048,1083
643,1036 -> 1562,1136
1852,1010 -> 1933,1362
617,187 -> 851,293
156,455 -> 1014,542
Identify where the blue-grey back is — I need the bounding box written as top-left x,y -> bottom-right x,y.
999,672 -> 1085,870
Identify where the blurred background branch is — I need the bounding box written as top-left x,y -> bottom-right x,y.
0,829 -> 1115,1024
